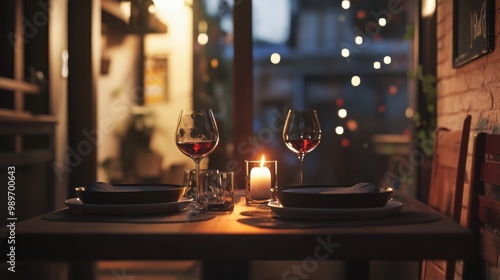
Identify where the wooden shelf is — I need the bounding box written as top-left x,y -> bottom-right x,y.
0,112 -> 57,125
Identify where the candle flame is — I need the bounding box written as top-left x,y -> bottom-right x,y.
260,155 -> 265,167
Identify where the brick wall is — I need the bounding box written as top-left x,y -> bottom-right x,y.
437,0 -> 500,279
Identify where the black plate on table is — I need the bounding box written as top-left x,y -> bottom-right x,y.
75,184 -> 186,204
271,185 -> 393,208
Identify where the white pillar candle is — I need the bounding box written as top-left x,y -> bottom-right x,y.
250,165 -> 271,200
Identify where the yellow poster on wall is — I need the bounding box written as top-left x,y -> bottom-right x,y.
144,56 -> 168,104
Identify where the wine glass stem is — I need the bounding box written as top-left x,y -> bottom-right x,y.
298,153 -> 305,185
194,158 -> 202,201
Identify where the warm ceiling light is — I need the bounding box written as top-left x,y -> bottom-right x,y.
422,0 -> 436,18
148,4 -> 157,14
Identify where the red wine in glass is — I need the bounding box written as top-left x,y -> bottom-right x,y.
177,140 -> 218,159
175,109 -> 219,210
284,139 -> 320,154
282,110 -> 321,185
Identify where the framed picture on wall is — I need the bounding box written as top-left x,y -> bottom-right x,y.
144,56 -> 168,104
453,0 -> 495,68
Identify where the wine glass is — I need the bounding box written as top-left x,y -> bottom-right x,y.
282,110 -> 321,185
175,109 -> 219,210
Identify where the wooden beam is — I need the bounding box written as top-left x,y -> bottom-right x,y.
67,0 -> 99,190
232,0 -> 253,189
14,0 -> 24,113
0,77 -> 41,94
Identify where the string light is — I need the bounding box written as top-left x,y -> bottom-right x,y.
341,48 -> 350,58
338,109 -> 347,118
373,61 -> 381,69
341,0 -> 350,10
384,56 -> 392,64
270,53 -> 281,64
355,36 -> 363,45
335,126 -> 344,135
351,76 -> 361,87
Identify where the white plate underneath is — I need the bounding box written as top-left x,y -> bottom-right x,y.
268,200 -> 403,220
64,197 -> 192,215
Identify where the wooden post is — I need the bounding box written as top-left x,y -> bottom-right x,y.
232,0 -> 253,189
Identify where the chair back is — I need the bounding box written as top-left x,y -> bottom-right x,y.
421,115 -> 471,280
463,132 -> 500,279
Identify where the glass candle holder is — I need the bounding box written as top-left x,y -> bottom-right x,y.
245,159 -> 277,205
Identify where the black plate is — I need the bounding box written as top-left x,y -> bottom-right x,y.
75,184 -> 186,204
271,185 -> 393,208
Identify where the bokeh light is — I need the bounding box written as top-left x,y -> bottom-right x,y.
341,0 -> 350,10
341,138 -> 350,147
210,58 -> 219,68
270,53 -> 281,64
341,48 -> 350,58
355,36 -> 363,45
347,119 -> 358,131
335,126 -> 344,135
405,108 -> 414,118
338,109 -> 347,118
351,76 -> 361,87
336,98 -> 344,108
198,33 -> 209,45
389,85 -> 398,95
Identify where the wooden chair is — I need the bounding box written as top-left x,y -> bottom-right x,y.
463,132 -> 500,279
421,115 -> 471,280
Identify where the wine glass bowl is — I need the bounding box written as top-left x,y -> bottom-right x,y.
282,110 -> 321,185
175,109 -> 219,210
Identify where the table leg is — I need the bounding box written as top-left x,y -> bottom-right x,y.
346,261 -> 370,280
202,261 -> 249,280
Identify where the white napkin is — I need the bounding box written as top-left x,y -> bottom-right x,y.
319,182 -> 377,194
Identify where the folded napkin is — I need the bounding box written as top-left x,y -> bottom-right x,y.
319,182 -> 377,194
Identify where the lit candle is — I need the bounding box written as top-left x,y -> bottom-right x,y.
250,155 -> 271,200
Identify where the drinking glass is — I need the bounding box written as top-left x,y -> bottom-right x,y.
175,109 -> 219,210
282,110 -> 321,185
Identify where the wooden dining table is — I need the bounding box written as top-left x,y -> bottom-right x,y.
1,191 -> 474,280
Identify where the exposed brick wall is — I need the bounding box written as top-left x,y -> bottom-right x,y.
437,0 -> 500,279
437,0 -> 500,133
